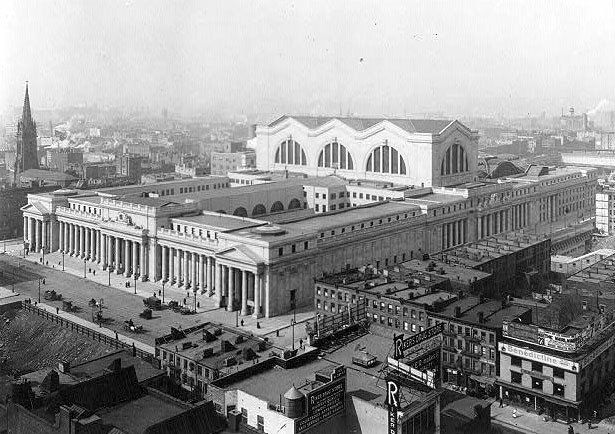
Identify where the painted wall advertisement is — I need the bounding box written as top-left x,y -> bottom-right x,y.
296,371 -> 346,433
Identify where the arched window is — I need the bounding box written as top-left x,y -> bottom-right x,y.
233,207 -> 248,217
365,144 -> 407,175
288,198 -> 302,209
441,143 -> 469,175
271,201 -> 284,213
252,204 -> 266,216
274,139 -> 307,166
317,141 -> 354,170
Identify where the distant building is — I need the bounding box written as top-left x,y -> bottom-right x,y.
0,184 -> 56,240
46,148 -> 83,172
175,163 -> 207,177
83,162 -> 117,180
210,150 -> 255,175
116,154 -> 143,180
123,140 -> 151,157
560,107 -> 589,132
595,132 -> 615,150
11,83 -> 39,184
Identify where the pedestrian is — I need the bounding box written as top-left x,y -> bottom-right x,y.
153,292 -> 156,297
93,270 -> 95,276
241,319 -> 244,327
197,302 -> 200,308
299,338 -> 303,349
568,425 -> 574,434
512,408 -> 517,419
499,397 -> 503,408
158,289 -> 161,296
183,298 -> 186,305
115,331 -> 118,340
257,322 -> 261,329
56,307 -> 59,315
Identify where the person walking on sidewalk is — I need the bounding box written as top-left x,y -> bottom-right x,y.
499,397 -> 503,408
567,425 -> 574,434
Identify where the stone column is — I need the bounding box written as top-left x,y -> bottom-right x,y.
101,235 -> 107,269
115,237 -> 122,274
199,255 -> 205,292
140,242 -> 147,281
207,257 -> 213,295
34,220 -> 40,252
124,240 -> 131,277
86,228 -> 92,259
215,263 -> 222,307
183,251 -> 189,288
107,236 -> 114,270
191,252 -> 198,290
64,223 -> 69,253
23,217 -> 28,245
79,226 -> 84,258
169,248 -> 175,284
162,246 -> 168,281
227,267 -> 235,311
253,273 -> 262,318
132,241 -> 138,277
241,270 -> 248,316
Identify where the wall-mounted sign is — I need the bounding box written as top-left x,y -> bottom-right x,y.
498,342 -> 579,372
297,376 -> 346,433
393,323 -> 443,360
386,378 -> 400,434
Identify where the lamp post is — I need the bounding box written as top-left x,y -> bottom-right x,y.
291,318 -> 296,351
134,268 -> 138,295
62,251 -> 65,271
83,258 -> 87,278
38,277 -> 41,303
162,280 -> 166,303
108,266 -> 111,286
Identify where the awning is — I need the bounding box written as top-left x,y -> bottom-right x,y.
470,375 -> 496,385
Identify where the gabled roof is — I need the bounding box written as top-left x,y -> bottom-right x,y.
216,244 -> 262,266
20,201 -> 49,216
269,115 -> 455,134
144,401 -> 225,434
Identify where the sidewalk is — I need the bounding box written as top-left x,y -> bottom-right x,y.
30,300 -> 154,354
492,401 -> 615,434
5,246 -> 315,349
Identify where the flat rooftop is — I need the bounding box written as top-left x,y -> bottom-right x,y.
227,358 -> 335,405
174,213 -> 263,232
70,350 -> 163,384
401,259 -> 491,283
97,394 -> 185,434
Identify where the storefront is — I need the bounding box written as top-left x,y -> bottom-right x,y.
469,375 -> 496,397
498,380 -> 580,422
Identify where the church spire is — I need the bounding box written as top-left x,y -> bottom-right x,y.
21,81 -> 33,126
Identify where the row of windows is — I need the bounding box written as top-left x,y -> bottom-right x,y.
278,241 -> 309,257
509,371 -> 565,397
443,352 -> 495,376
318,213 -> 417,239
173,224 -> 218,239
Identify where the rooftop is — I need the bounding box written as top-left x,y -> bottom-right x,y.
269,115 -> 457,135
225,358 -> 335,405
401,258 -> 492,285
174,212 -> 264,232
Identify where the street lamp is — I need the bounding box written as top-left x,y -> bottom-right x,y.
162,280 -> 166,303
83,258 -> 87,278
108,266 -> 111,286
38,277 -> 41,303
291,318 -> 297,351
134,267 -> 138,294
62,251 -> 65,271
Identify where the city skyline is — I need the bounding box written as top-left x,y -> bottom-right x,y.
3,0 -> 615,119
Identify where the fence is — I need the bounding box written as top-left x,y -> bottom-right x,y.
21,301 -> 155,363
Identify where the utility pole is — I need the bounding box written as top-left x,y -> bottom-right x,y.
38,277 -> 41,303
162,280 -> 165,303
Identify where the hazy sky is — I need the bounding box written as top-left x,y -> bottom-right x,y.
2,0 -> 615,118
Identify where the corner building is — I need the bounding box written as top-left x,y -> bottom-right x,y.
22,116 -> 597,318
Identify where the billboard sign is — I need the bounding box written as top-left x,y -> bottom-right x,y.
393,323 -> 443,360
297,374 -> 346,433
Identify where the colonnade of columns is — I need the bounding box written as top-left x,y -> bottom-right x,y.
441,219 -> 468,250
55,220 -> 148,279
23,216 -> 49,253
477,203 -> 530,239
159,245 -> 263,317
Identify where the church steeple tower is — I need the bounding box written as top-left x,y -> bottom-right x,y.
14,81 -> 39,183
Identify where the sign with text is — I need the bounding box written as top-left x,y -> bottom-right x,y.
498,342 -> 579,372
393,323 -> 443,360
409,348 -> 441,388
388,357 -> 436,389
386,378 -> 400,434
297,377 -> 346,433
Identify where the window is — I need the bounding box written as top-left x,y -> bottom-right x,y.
531,362 -> 543,373
403,322 -> 409,330
365,144 -> 407,175
411,324 -> 417,332
553,383 -> 565,397
553,367 -> 565,379
257,415 -> 264,431
318,141 -> 354,170
511,371 -> 522,384
241,408 -> 247,424
275,139 -> 307,166
278,247 -> 283,256
291,244 -> 296,253
411,309 -> 416,319
531,377 -> 543,390
511,356 -> 522,367
304,241 -> 308,250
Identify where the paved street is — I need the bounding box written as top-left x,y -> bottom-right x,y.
491,400 -> 615,434
0,239 -> 314,350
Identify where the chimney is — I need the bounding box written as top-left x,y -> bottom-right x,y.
455,306 -> 462,318
58,360 -> 70,374
477,312 -> 484,323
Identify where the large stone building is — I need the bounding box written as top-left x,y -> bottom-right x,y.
21,116 -> 598,318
